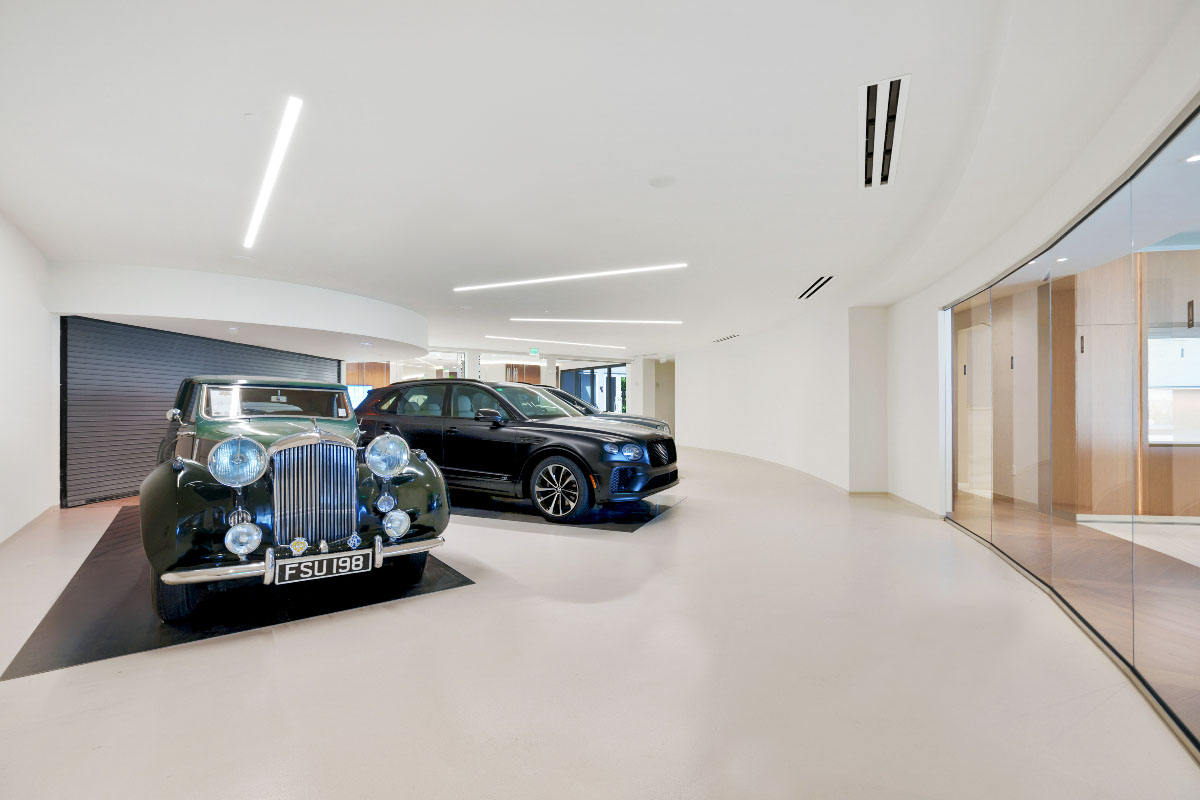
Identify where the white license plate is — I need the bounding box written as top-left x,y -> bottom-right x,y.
275,550 -> 373,585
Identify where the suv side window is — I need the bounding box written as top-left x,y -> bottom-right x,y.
376,389 -> 403,413
393,384 -> 447,417
449,385 -> 509,419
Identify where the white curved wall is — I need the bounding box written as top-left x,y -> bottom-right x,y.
888,8 -> 1200,515
47,262 -> 429,359
676,304 -> 853,490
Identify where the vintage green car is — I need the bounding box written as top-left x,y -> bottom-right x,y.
141,375 -> 450,622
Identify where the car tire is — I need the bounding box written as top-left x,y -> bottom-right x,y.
529,455 -> 593,523
151,573 -> 204,622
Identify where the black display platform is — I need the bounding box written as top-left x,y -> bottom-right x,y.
447,491 -> 684,532
1,508 -> 473,681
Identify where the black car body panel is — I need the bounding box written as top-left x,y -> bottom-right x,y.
357,379 -> 679,506
539,385 -> 671,434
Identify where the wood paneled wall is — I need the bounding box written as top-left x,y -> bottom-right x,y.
1139,250 -> 1200,516
345,361 -> 390,388
504,364 -> 541,384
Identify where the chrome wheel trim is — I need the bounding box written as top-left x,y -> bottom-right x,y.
533,463 -> 580,517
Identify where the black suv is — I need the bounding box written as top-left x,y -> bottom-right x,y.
356,379 -> 679,522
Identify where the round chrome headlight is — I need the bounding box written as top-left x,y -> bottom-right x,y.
208,437 -> 268,487
224,522 -> 262,556
376,492 -> 397,513
366,434 -> 410,478
620,443 -> 643,460
383,509 -> 411,540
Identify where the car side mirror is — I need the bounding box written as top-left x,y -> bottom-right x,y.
475,408 -> 504,426
166,408 -> 182,422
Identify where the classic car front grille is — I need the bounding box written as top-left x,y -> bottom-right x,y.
272,441 -> 357,545
649,439 -> 677,467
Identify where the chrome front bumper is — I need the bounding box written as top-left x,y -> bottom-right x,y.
160,535 -> 445,586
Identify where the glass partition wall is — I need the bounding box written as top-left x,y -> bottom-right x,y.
947,111 -> 1200,747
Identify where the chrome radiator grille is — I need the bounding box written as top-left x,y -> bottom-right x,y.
271,441 -> 357,545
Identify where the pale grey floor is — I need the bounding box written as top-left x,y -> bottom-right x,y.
0,447 -> 1197,799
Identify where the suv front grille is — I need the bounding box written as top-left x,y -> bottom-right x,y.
649,439 -> 677,468
272,441 -> 357,545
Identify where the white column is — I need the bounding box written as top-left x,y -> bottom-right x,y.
542,355 -> 557,386
626,358 -> 656,415
463,349 -> 481,380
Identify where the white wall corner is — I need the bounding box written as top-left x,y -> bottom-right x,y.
847,307 -> 889,492
0,212 -> 59,545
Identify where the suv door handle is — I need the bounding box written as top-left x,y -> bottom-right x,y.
445,426 -> 459,435
381,422 -> 395,431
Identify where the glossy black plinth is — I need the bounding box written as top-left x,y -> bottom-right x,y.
2,507 -> 472,681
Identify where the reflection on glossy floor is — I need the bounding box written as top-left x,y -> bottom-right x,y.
2,449 -> 1199,798
951,489 -> 1200,749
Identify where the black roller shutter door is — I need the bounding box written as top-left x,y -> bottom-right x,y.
61,316 -> 341,507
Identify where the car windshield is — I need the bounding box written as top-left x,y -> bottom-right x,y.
493,385 -> 582,419
551,389 -> 598,414
204,386 -> 351,419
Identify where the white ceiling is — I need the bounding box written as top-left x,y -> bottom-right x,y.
0,1 -> 1196,359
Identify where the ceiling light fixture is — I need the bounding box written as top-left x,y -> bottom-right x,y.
1056,257 -> 1068,262
454,263 -> 686,292
242,96 -> 304,248
1187,154 -> 1200,163
509,318 -> 682,325
484,335 -> 625,350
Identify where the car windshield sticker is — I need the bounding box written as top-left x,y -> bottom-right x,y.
208,387 -> 235,417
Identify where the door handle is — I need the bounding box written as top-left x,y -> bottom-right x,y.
445,427 -> 459,435
381,422 -> 395,431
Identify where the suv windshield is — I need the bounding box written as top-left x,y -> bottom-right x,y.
493,385 -> 582,419
204,386 -> 351,419
549,388 -> 598,414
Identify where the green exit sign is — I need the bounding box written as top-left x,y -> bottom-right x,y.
529,348 -> 539,355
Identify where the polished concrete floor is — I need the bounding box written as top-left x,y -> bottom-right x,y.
1,448 -> 1198,798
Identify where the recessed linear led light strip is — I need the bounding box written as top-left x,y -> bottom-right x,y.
484,335 -> 625,350
509,318 -> 683,324
454,263 -> 686,292
243,96 -> 304,248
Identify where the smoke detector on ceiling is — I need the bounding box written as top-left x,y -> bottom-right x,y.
858,74 -> 910,188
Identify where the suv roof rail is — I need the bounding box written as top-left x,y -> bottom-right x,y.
385,376 -> 490,387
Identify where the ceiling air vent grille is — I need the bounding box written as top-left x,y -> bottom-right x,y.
859,74 -> 909,188
798,276 -> 834,299
712,334 -> 740,344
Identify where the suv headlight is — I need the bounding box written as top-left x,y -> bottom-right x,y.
366,433 -> 410,478
604,442 -> 644,460
208,437 -> 268,487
